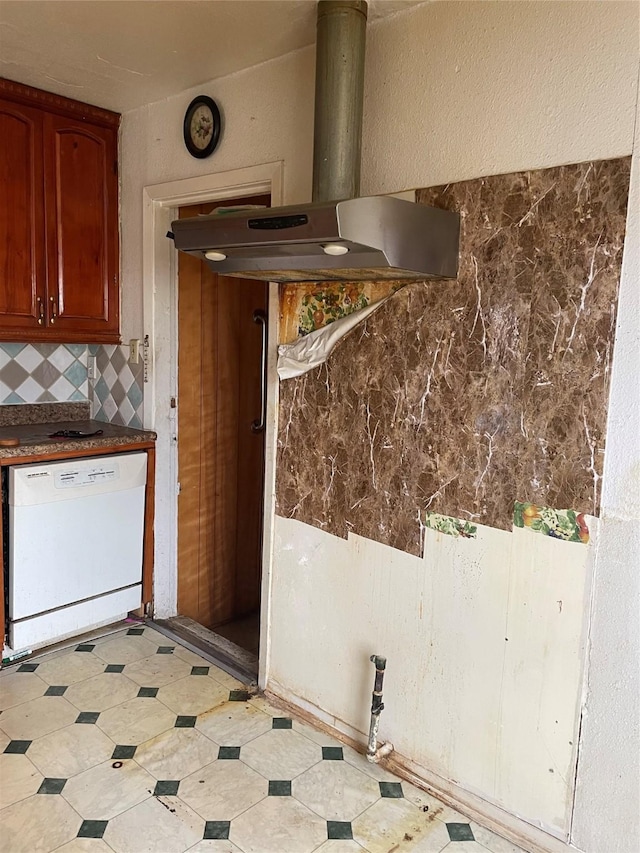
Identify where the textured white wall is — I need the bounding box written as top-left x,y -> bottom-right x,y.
119,46 -> 316,341
119,1 -> 639,340
571,86 -> 640,853
361,0 -> 638,194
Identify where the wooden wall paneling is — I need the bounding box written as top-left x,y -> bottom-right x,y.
234,280 -> 268,616
212,275 -> 241,628
215,194 -> 270,622
177,206 -> 205,621
177,194 -> 270,631
198,258 -> 219,625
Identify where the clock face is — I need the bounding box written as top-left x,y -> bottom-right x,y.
183,96 -> 221,158
190,104 -> 213,150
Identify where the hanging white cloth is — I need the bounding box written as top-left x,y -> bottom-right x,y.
277,298 -> 389,380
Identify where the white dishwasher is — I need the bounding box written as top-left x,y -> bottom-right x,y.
7,452 -> 147,652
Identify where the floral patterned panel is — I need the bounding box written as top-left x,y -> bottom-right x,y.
513,501 -> 590,544
279,281 -> 407,344
424,512 -> 478,539
298,283 -> 370,336
425,505 -> 590,544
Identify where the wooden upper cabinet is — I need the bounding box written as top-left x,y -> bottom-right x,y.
0,99 -> 46,330
0,79 -> 120,343
44,114 -> 119,337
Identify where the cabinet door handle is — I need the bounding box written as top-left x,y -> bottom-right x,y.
36,297 -> 44,325
49,296 -> 58,324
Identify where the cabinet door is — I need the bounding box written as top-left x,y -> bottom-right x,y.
43,113 -> 119,340
0,99 -> 46,331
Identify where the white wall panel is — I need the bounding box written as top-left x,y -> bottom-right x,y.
271,516 -> 593,837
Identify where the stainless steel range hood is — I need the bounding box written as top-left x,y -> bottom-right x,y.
170,0 -> 460,283
169,196 -> 459,282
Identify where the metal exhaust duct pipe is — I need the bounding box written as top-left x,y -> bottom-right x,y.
312,0 -> 368,203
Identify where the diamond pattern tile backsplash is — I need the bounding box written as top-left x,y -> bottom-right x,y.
0,343 -> 89,404
0,342 -> 144,429
90,344 -> 144,429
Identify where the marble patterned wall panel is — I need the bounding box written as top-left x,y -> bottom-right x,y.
418,158 -> 631,515
276,158 -> 631,555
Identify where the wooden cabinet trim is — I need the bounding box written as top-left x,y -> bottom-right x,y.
0,326 -> 121,344
0,77 -> 120,129
0,441 -> 155,467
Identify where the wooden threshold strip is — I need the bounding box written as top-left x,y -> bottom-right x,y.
149,615 -> 258,687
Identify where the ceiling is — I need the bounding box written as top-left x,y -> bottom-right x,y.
0,0 -> 424,113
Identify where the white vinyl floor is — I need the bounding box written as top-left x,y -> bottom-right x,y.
0,625 -> 527,853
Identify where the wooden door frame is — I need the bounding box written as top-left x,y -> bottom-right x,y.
142,161 -> 283,689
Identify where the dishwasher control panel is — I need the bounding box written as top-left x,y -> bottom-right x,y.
9,452 -> 146,507
55,464 -> 118,489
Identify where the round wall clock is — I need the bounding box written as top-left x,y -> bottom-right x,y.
183,95 -> 222,158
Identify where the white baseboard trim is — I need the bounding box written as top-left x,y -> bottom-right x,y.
265,679 -> 584,853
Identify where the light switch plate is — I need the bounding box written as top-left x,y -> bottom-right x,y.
87,356 -> 96,380
129,339 -> 140,364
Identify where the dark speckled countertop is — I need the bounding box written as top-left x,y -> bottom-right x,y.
0,403 -> 156,460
